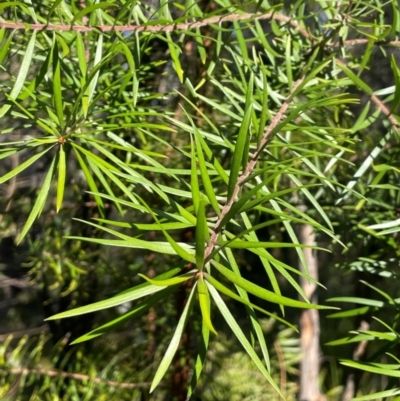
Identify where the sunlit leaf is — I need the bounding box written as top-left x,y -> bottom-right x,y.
0,31 -> 36,118
56,143 -> 66,212
138,272 -> 195,287
18,154 -> 57,244
195,200 -> 207,270
212,260 -> 333,311
150,283 -> 196,392
198,275 -> 217,335
71,286 -> 177,344
47,278 -> 172,320
0,147 -> 53,184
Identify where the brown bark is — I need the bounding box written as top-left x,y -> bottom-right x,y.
298,224 -> 324,401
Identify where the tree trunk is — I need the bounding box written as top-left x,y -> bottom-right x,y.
298,224 -> 323,401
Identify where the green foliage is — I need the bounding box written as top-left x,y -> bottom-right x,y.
1,0 -> 400,399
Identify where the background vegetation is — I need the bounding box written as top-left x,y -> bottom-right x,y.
1,1 -> 400,400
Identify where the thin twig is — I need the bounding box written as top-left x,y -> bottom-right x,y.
0,12 -> 311,39
2,11 -> 400,48
204,77 -> 305,261
370,92 -> 400,129
0,325 -> 48,340
0,367 -> 152,389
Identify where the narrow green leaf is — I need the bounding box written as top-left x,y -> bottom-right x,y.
327,306 -> 372,319
352,388 -> 400,401
220,179 -> 312,230
85,155 -> 123,215
233,21 -> 248,62
255,20 -> 281,59
198,275 -> 217,335
76,32 -> 88,117
150,283 -> 196,392
71,286 -> 177,344
52,37 -> 64,128
204,273 -> 297,331
193,127 -> 220,214
326,334 -> 378,346
196,200 -> 207,270
76,32 -> 87,77
224,229 -> 318,302
285,35 -> 293,89
195,28 -> 206,64
56,144 -> 66,212
326,297 -> 390,308
135,195 -> 196,263
3,93 -> 57,135
0,147 -> 52,184
287,173 -> 333,230
0,31 -> 36,118
390,0 -> 400,38
191,135 -> 200,214
47,283 -> 167,320
197,133 -> 229,184
207,283 -> 282,396
138,272 -> 194,287
242,73 -> 254,171
368,218 -> 400,231
0,2 -> 27,14
118,41 -> 138,105
340,360 -> 400,378
241,213 -> 283,315
86,156 -> 123,215
18,155 -> 57,244
359,280 -> 395,304
187,305 -> 210,399
77,141 -> 140,206
356,330 -> 396,341
47,0 -> 64,22
87,33 -> 103,106
93,218 -> 192,231
257,66 -> 270,145
212,260 -> 333,310
222,238 -> 272,367
227,105 -> 253,200
358,35 -> 375,75
71,218 -> 195,256
292,58 -> 333,97
0,30 -> 15,66
337,62 -> 373,95
166,33 -> 183,83
163,230 -> 196,263
391,55 -> 400,113
23,0 -> 38,23
72,147 -> 105,217
71,3 -> 116,24
222,240 -> 323,250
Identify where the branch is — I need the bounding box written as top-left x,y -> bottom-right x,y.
370,92 -> 400,130
1,367 -> 152,389
0,325 -> 48,341
0,12 -> 311,39
335,58 -> 400,132
204,77 -> 305,261
3,13 -> 400,49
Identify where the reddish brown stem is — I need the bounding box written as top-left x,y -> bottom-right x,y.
0,12 -> 311,39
